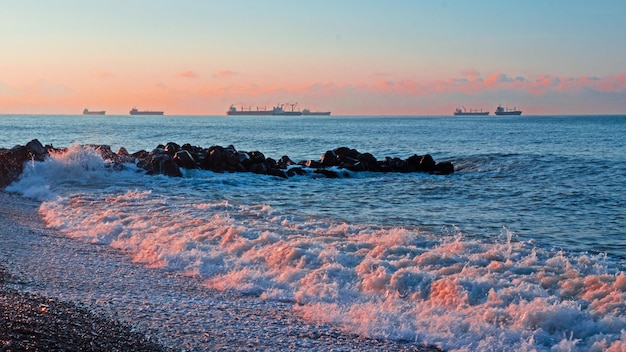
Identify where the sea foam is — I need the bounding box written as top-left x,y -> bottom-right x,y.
8,145 -> 626,351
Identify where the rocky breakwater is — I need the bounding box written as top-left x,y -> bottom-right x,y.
131,142 -> 454,178
1,140 -> 454,188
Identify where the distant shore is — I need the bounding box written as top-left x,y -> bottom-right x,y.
0,191 -> 442,351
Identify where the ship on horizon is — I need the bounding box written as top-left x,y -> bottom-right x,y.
83,108 -> 105,115
494,105 -> 522,115
227,103 -> 329,116
130,107 -> 164,115
453,107 -> 489,116
302,109 -> 331,116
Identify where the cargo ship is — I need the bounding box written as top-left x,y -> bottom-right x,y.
227,103 -> 305,116
130,107 -> 164,115
494,105 -> 522,115
274,103 -> 302,116
302,109 -> 331,116
453,107 -> 489,116
83,108 -> 105,115
226,105 -> 274,116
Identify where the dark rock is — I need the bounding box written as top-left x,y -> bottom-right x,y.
434,161 -> 454,175
333,147 -> 360,160
174,150 -> 197,169
286,167 -> 307,177
137,151 -> 182,177
248,151 -> 266,163
0,139 -> 50,188
320,150 -> 337,167
358,153 -> 379,171
248,162 -> 267,175
303,160 -> 322,168
117,147 -> 130,157
238,152 -> 251,166
267,167 -> 288,179
314,169 -> 340,178
131,150 -> 149,160
200,146 -> 227,172
406,154 -> 423,169
342,161 -> 365,172
181,143 -> 195,153
164,142 -> 180,156
26,139 -> 47,160
224,152 -> 241,171
278,155 -> 295,169
419,154 -> 436,172
265,158 -> 278,168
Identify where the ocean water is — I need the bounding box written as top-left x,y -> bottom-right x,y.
2,114 -> 625,351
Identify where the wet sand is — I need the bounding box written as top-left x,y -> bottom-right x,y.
0,191 -> 441,351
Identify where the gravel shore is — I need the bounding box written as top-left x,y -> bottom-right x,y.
1,266 -> 165,351
0,191 -> 442,351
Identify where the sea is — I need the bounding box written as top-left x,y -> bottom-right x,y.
1,113 -> 625,351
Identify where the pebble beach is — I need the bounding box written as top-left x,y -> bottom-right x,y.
0,191 -> 440,351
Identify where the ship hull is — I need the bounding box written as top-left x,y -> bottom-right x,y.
274,112 -> 302,116
227,111 -> 274,116
302,112 -> 331,116
130,111 -> 164,115
494,111 -> 522,116
83,111 -> 106,115
453,112 -> 489,116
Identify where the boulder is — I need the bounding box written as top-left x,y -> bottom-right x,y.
277,155 -> 295,169
137,150 -> 182,177
164,142 -> 180,156
320,150 -> 337,167
434,161 -> 454,175
0,139 -> 49,188
314,169 -> 340,178
174,150 -> 198,169
358,153 -> 379,171
286,167 -> 307,177
419,154 -> 436,172
200,146 -> 227,172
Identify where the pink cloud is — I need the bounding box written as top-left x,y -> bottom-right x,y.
135,71 -> 626,115
598,74 -> 626,92
372,80 -> 395,91
555,74 -> 626,93
178,70 -> 199,79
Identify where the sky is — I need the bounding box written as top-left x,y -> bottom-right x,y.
1,0 -> 625,115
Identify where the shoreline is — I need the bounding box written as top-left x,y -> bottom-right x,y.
0,192 -> 166,351
0,191 -> 442,351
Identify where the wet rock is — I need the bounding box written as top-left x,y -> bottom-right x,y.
0,139 -> 49,188
174,150 -> 198,169
314,169 -> 340,178
137,149 -> 183,177
434,161 -> 455,175
164,142 -> 180,156
286,167 -> 307,177
320,150 -> 337,167
277,155 -> 295,169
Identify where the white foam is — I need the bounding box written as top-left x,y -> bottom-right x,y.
11,145 -> 626,351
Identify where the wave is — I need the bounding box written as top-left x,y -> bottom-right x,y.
7,145 -> 626,351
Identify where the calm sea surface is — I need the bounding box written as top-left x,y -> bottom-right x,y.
2,114 -> 625,351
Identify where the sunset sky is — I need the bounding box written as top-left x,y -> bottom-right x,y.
1,0 -> 625,115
